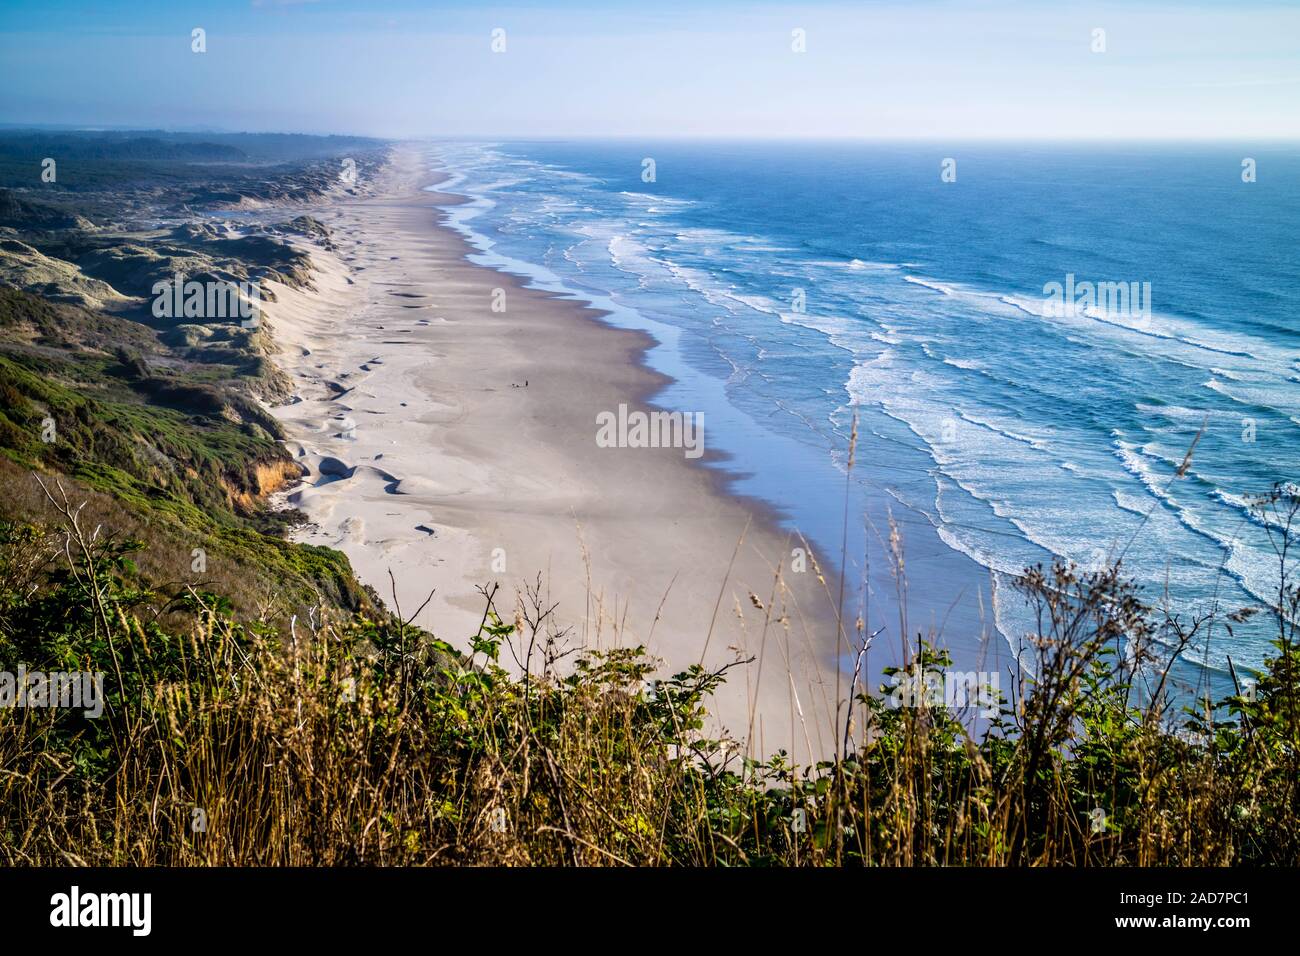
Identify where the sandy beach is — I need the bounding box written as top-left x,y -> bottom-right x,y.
263,144 -> 843,760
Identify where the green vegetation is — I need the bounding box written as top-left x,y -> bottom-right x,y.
0,286 -> 370,620
1,475 -> 1297,864
0,137 -> 383,626
0,129 -> 386,199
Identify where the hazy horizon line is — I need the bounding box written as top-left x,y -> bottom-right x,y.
4,124 -> 1300,146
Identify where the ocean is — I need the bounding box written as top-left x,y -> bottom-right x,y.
431,139 -> 1300,697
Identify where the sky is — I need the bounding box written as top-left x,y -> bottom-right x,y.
1,0 -> 1297,140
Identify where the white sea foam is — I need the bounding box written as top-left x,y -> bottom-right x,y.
434,140 -> 1290,673
904,272 -> 1283,374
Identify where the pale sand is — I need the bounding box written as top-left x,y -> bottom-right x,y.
263,144 -> 843,761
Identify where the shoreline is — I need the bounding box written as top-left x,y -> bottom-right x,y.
263,144 -> 844,760
431,144 -> 1019,694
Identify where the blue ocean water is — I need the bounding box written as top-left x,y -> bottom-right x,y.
432,140 -> 1300,693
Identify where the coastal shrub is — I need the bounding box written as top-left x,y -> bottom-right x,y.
0,484 -> 1297,866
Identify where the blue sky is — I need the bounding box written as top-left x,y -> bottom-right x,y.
1,0 -> 1297,139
